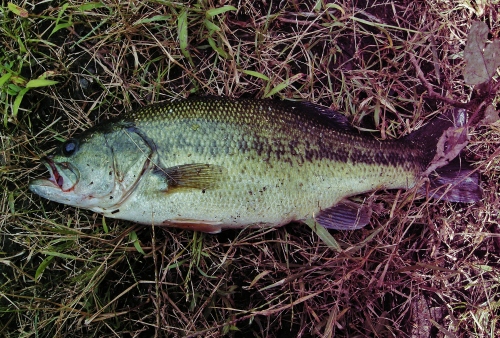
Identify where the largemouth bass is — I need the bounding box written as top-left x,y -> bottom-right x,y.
29,97 -> 481,233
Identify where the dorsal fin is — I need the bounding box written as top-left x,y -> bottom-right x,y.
280,100 -> 358,132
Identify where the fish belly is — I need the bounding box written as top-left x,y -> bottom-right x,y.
101,156 -> 416,229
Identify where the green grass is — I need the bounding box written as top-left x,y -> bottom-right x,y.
1,0 -> 499,337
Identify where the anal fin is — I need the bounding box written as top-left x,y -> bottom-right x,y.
314,199 -> 372,230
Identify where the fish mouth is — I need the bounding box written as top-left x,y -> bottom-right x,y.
44,157 -> 64,189
29,157 -> 81,206
38,156 -> 78,192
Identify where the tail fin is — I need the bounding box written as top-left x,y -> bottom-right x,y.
405,108 -> 481,203
404,108 -> 469,171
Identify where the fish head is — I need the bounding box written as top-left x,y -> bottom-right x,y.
29,131 -> 117,208
29,125 -> 153,210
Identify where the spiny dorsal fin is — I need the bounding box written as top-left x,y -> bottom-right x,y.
153,163 -> 227,191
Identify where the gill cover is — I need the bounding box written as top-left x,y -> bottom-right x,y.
29,122 -> 154,210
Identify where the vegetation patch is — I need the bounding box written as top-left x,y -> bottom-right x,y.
1,0 -> 499,337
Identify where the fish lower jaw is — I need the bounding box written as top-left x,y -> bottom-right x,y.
29,178 -> 60,190
29,179 -> 82,207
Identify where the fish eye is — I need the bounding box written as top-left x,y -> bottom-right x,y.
62,139 -> 78,156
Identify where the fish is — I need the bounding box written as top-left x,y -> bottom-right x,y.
29,97 -> 481,233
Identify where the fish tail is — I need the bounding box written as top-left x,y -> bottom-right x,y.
404,108 -> 467,167
405,108 -> 481,203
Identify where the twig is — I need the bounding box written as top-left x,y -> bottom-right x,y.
409,54 -> 469,109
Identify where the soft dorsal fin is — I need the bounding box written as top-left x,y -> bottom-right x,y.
153,163 -> 227,191
299,102 -> 355,130
282,101 -> 357,132
314,199 -> 372,230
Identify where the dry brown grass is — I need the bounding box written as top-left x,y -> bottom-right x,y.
1,0 -> 499,337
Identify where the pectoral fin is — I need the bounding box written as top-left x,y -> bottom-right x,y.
314,200 -> 372,230
153,163 -> 227,191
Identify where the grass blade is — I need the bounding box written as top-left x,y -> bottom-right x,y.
241,70 -> 270,81
12,87 -> 28,117
35,255 -> 55,281
25,79 -> 59,88
0,72 -> 12,88
177,9 -> 193,66
206,5 -> 237,18
264,73 -> 304,98
304,220 -> 342,252
7,2 -> 28,17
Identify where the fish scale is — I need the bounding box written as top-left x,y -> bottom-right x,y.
29,97 -> 481,232
125,97 -> 421,168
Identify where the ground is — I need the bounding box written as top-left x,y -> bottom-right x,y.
0,0 -> 499,337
